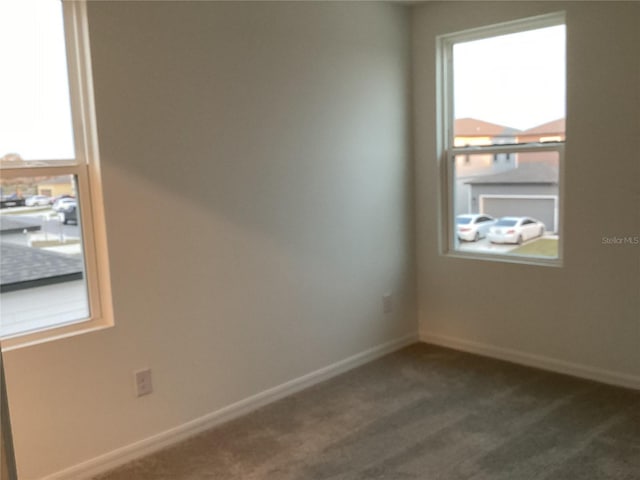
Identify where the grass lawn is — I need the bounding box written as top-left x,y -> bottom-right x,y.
511,238 -> 558,257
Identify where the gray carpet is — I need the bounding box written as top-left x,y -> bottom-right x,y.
95,344 -> 640,479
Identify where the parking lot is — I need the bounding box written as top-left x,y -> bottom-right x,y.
0,207 -> 82,255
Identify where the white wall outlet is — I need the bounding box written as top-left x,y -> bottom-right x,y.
383,293 -> 393,314
134,368 -> 153,397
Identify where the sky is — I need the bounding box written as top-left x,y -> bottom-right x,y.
453,24 -> 566,131
0,0 -> 75,161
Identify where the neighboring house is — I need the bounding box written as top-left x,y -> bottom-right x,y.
37,176 -> 75,198
454,118 -> 565,220
516,118 -> 565,166
517,118 -> 565,144
464,162 -> 559,232
454,118 -> 521,177
453,118 -> 521,216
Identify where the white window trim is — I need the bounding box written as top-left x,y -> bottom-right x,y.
436,12 -> 566,267
1,0 -> 113,350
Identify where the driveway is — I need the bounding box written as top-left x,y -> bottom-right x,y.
456,237 -> 518,254
456,233 -> 556,254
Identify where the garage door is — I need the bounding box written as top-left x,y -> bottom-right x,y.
481,196 -> 557,232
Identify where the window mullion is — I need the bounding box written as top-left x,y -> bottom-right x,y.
451,143 -> 564,156
0,165 -> 85,179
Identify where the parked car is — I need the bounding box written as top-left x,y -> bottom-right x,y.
52,197 -> 76,212
25,195 -> 52,207
51,194 -> 74,206
487,216 -> 545,245
0,193 -> 25,209
58,202 -> 78,225
52,194 -> 74,201
456,214 -> 497,242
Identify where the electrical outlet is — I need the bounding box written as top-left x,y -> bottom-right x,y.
383,293 -> 393,314
134,368 -> 153,397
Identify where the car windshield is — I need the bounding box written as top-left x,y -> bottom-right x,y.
496,219 -> 518,227
456,217 -> 472,225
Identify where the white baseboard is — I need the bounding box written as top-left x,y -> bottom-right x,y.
420,331 -> 640,391
41,333 -> 418,480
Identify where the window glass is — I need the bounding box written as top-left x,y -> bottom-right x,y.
453,25 -> 566,146
0,0 -> 75,162
0,175 -> 89,337
453,152 -> 559,259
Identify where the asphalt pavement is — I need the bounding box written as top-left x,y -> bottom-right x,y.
0,209 -> 80,238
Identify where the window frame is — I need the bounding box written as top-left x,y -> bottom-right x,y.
1,0 -> 113,350
436,12 -> 566,267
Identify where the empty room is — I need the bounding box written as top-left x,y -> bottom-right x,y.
0,1 -> 638,479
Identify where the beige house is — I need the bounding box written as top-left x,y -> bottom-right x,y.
454,118 -> 520,177
516,118 -> 566,166
36,176 -> 75,198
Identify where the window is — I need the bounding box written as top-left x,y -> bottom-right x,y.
438,13 -> 565,264
0,0 -> 112,348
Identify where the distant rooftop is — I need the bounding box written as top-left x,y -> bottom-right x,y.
455,117 -> 566,139
0,243 -> 84,292
519,118 -> 565,137
455,118 -> 521,137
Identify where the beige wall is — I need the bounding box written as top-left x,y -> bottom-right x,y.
4,3 -> 413,478
413,2 -> 639,380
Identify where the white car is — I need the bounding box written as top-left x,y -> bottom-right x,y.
487,216 -> 545,245
456,214 -> 497,242
52,197 -> 76,212
25,195 -> 52,207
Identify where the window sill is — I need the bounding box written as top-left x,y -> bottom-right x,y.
1,280 -> 113,351
442,249 -> 563,268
